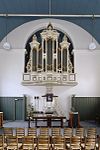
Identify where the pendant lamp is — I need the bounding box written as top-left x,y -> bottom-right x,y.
89,15 -> 96,50
3,14 -> 11,50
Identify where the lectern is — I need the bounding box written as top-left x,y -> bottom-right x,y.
69,112 -> 80,128
0,112 -> 3,128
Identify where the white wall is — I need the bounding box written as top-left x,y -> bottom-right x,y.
75,50 -> 100,96
53,50 -> 100,118
0,18 -> 100,118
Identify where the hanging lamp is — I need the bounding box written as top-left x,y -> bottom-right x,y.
89,15 -> 96,50
3,14 -> 11,50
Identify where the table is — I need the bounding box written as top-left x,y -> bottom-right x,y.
29,114 -> 66,127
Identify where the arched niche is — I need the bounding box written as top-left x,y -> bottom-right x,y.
0,18 -> 99,50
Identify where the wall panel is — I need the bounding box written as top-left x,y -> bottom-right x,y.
0,97 -> 26,120
72,97 -> 100,121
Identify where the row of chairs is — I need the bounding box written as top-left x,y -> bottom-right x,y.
0,134 -> 99,150
0,127 -> 98,149
3,127 -> 97,138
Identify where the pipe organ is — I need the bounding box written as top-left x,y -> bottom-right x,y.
22,23 -> 77,86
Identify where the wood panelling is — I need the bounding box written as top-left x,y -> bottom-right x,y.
0,97 -> 26,120
72,97 -> 100,121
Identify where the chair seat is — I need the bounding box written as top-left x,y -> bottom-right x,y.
0,143 -> 7,149
54,144 -> 65,149
38,143 -> 51,149
38,145 -> 50,149
0,147 -> 5,150
7,146 -> 18,150
66,143 -> 70,148
22,144 -> 34,149
85,145 -> 96,150
70,145 -> 81,150
7,143 -> 22,150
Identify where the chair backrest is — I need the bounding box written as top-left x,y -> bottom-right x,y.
87,128 -> 97,137
37,135 -> 50,150
52,135 -> 66,149
51,128 -> 61,137
39,128 -> 49,136
16,128 -> 25,137
7,136 -> 18,146
64,128 -> 73,137
6,136 -> 23,150
28,128 -> 37,138
85,135 -> 96,144
71,136 -> 81,145
0,135 -> 4,148
4,128 -> 13,137
85,136 -> 97,150
22,136 -> 34,150
76,128 -> 84,138
38,135 -> 50,144
70,136 -> 82,150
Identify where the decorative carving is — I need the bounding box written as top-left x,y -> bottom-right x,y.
41,23 -> 59,40
60,35 -> 70,49
30,35 -> 40,50
22,23 -> 77,86
68,60 -> 73,73
26,58 -> 32,72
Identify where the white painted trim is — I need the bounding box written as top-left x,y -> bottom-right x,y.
0,14 -> 100,17
0,18 -> 99,50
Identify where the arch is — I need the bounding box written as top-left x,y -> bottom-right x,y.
0,18 -> 99,50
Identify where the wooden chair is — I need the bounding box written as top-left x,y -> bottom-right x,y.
0,135 -> 7,150
6,136 -> 22,150
22,136 -> 35,150
39,127 -> 49,136
87,128 -> 96,133
51,128 -> 61,137
37,135 -> 51,150
3,127 -> 13,143
16,128 -> 25,139
52,135 -> 66,150
70,136 -> 81,150
3,127 -> 13,138
86,128 -> 97,139
27,128 -> 37,138
63,128 -> 73,149
64,127 -> 73,137
84,136 -> 97,150
76,128 -> 84,138
76,128 -> 85,147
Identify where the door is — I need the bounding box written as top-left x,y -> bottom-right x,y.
15,99 -> 24,120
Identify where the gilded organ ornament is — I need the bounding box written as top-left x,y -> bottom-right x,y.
22,23 -> 77,86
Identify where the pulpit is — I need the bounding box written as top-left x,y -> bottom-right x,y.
0,112 -> 3,128
69,112 -> 80,128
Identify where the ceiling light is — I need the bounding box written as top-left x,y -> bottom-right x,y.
89,42 -> 96,50
89,15 -> 96,50
3,14 -> 11,50
3,42 -> 11,50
